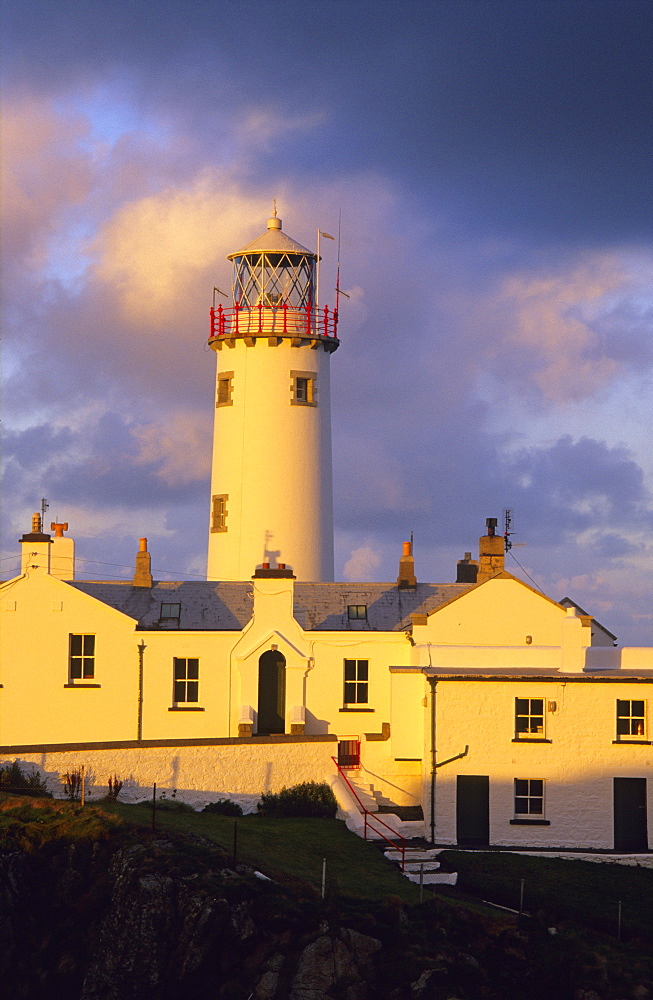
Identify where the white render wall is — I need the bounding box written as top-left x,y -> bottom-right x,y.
207,336 -> 334,581
427,677 -> 653,850
2,738 -> 338,812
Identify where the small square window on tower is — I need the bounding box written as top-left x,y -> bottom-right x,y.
211,494 -> 228,533
291,371 -> 317,406
347,604 -> 367,620
217,371 -> 234,406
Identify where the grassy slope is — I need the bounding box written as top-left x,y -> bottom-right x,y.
104,799 -> 421,902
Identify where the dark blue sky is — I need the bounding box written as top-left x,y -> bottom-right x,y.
2,0 -> 652,643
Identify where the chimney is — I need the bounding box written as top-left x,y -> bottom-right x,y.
50,521 -> 75,581
397,540 -> 417,589
133,537 -> 153,588
19,512 -> 52,574
477,517 -> 504,583
456,551 -> 478,583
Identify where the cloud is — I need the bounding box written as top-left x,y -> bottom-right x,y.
478,254 -> 653,405
343,545 -> 382,582
133,414 -> 211,486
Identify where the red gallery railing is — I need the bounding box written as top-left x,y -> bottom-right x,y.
209,302 -> 339,341
332,756 -> 406,870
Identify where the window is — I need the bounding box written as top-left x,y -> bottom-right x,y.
173,658 -> 199,704
515,698 -> 544,738
514,778 -> 544,817
348,604 -> 367,620
344,659 -> 368,705
217,371 -> 234,406
69,634 -> 95,680
211,494 -> 228,532
159,603 -> 181,629
616,700 -> 646,739
291,371 -> 317,406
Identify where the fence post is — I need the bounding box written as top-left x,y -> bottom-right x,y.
321,858 -> 326,899
617,900 -> 622,942
419,862 -> 424,904
152,782 -> 157,831
81,765 -> 85,807
519,878 -> 525,918
233,821 -> 238,866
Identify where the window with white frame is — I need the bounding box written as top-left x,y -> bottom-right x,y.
616,700 -> 646,739
69,634 -> 95,681
173,658 -> 199,704
347,604 -> 367,621
515,698 -> 544,738
344,659 -> 368,705
211,494 -> 228,532
514,778 -> 544,817
291,371 -> 317,406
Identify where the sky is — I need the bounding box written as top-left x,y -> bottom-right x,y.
2,0 -> 652,645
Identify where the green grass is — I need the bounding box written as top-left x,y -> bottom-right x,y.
439,849 -> 653,940
0,794 -> 121,851
102,799 -> 421,902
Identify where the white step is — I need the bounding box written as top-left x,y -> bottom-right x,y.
403,861 -> 440,872
403,872 -> 458,886
385,849 -> 440,861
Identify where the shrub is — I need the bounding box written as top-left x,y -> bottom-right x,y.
0,761 -> 51,798
203,798 -> 243,816
63,768 -> 83,801
107,774 -> 123,799
257,781 -> 338,818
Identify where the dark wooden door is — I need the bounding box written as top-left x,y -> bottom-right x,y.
614,778 -> 648,852
456,775 -> 490,846
257,650 -> 286,734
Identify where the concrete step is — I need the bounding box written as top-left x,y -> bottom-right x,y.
403,872 -> 458,886
385,849 -> 440,862
403,861 -> 440,872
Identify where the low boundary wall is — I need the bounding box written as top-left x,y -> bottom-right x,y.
1,735 -> 339,813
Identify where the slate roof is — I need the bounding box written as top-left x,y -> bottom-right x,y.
69,580 -> 471,632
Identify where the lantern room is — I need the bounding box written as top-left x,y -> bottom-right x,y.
228,209 -> 316,309
210,208 -> 339,342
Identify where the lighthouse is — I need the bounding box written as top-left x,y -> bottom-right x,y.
207,210 -> 339,581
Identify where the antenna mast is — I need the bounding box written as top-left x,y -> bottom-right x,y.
503,508 -> 513,553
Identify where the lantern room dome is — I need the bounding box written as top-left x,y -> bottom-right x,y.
227,213 -> 316,261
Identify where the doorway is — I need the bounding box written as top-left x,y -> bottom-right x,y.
257,650 -> 286,735
456,774 -> 490,846
614,777 -> 648,852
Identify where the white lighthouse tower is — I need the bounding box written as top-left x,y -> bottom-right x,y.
207,209 -> 339,581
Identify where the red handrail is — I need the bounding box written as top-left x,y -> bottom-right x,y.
209,304 -> 339,341
332,756 -> 405,870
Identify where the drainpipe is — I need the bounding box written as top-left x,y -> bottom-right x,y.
427,674 -> 469,845
429,676 -> 436,845
137,640 -> 145,741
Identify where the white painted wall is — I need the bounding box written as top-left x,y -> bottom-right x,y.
426,677 -> 652,850
2,739 -> 338,812
207,335 -> 334,581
